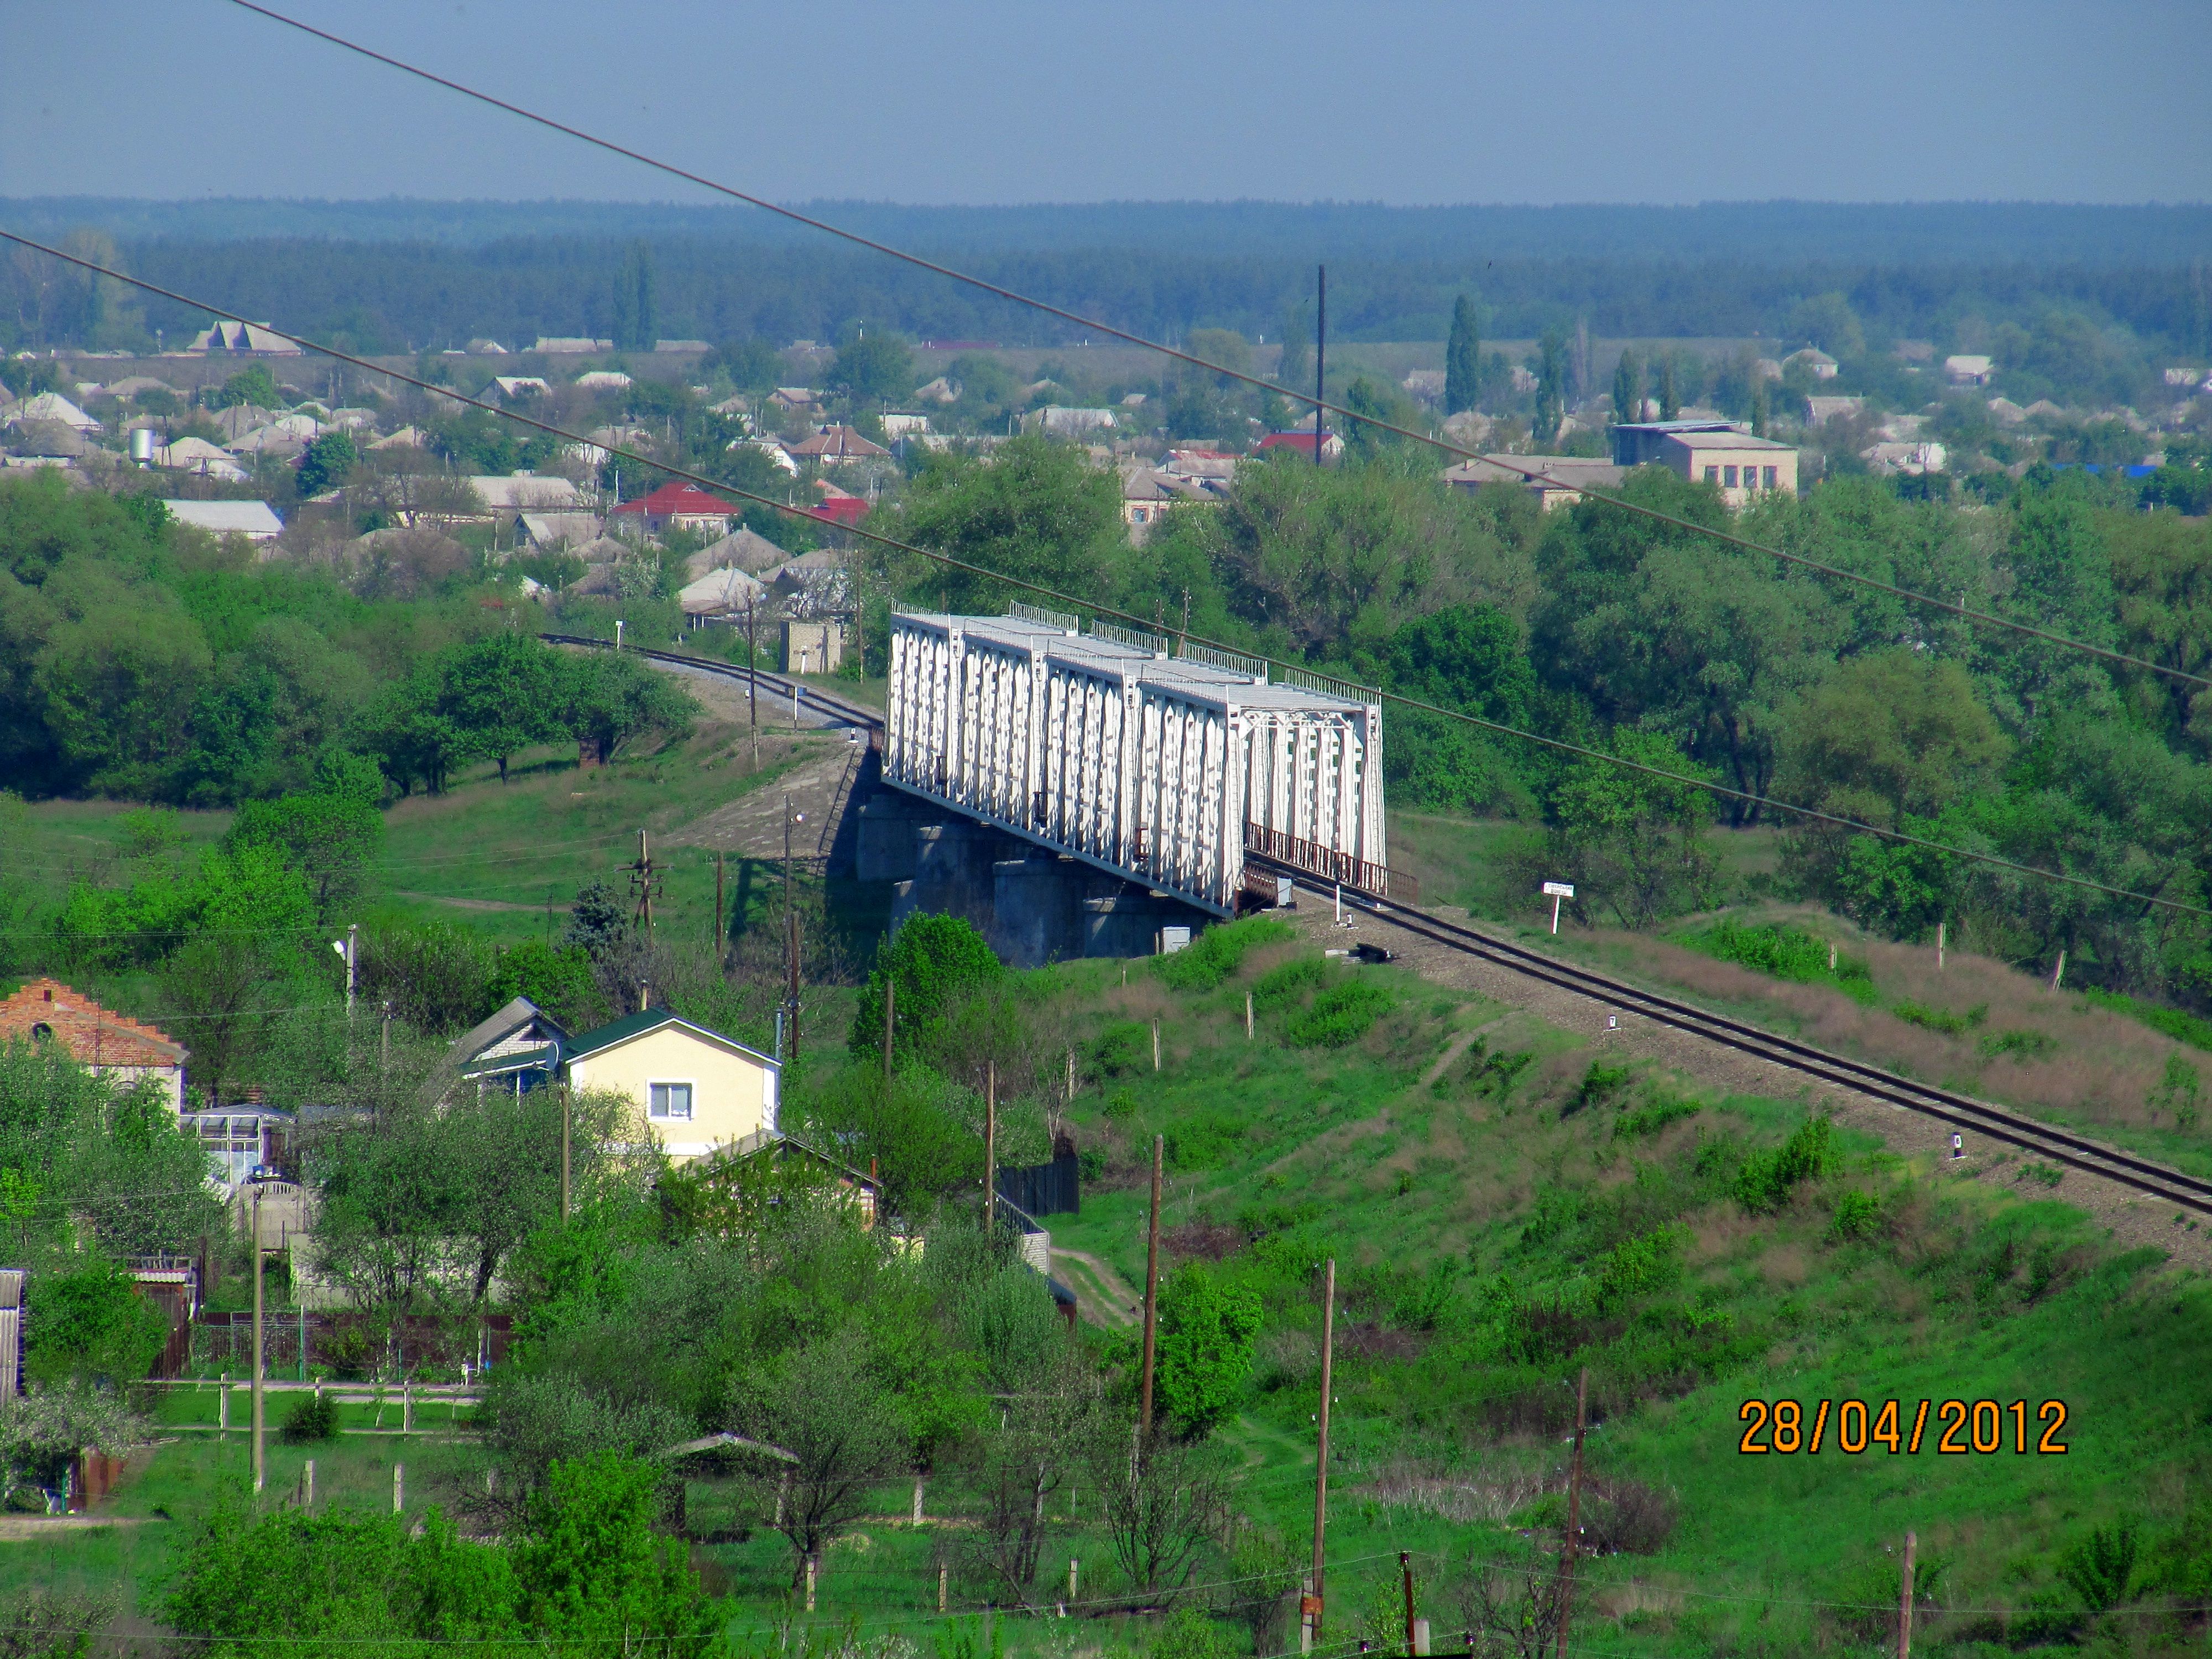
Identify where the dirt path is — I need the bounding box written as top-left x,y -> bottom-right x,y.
1300,903 -> 2212,1272
0,1515 -> 161,1539
1050,1246 -> 1142,1328
1418,1013 -> 1518,1087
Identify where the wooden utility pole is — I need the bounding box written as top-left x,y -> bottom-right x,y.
1307,1258 -> 1337,1649
1897,1531 -> 1917,1659
560,1088 -> 571,1224
782,798 -> 803,1059
629,830 -> 659,936
984,1062 -> 998,1233
1401,1551 -> 1416,1657
1314,264 -> 1327,467
251,1192 -> 265,1494
1555,1366 -> 1589,1659
884,980 -> 895,1084
714,849 -> 726,958
380,1000 -> 392,1070
747,599 -> 759,742
1139,1134 -> 1164,1442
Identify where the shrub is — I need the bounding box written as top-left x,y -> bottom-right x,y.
1583,1475 -> 1680,1554
1285,980 -> 1394,1048
1976,1027 -> 2055,1061
281,1391 -> 338,1443
1892,1000 -> 1986,1036
1594,1227 -> 1685,1313
1093,1023 -> 1153,1078
1156,916 -> 1292,993
2060,1521 -> 2138,1613
1685,917 -> 1874,998
1614,1092 -> 1701,1139
1253,956 -> 1327,1006
1827,1189 -> 1883,1241
1567,1061 -> 1634,1114
1735,1117 -> 1837,1213
1154,1262 -> 1263,1436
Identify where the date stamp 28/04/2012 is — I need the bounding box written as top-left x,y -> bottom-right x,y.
1739,1398 -> 2068,1455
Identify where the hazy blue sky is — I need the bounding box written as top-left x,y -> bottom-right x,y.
6,0 -> 2206,206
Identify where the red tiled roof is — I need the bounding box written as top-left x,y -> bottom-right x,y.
805,497 -> 868,525
610,481 -> 739,517
0,979 -> 186,1068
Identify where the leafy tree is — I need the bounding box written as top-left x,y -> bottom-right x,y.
22,1260 -> 168,1386
1784,291 -> 1866,361
850,913 -> 1004,1062
831,329 -> 915,406
1152,1261 -> 1262,1437
514,1451 -> 716,1647
733,1329 -> 910,1582
223,787 -> 383,920
295,430 -> 358,497
1657,356 -> 1679,420
709,337 -> 784,392
212,364 -> 278,411
1446,295 -> 1482,416
441,632 -> 560,782
1547,728 -> 1720,930
1781,650 -> 2009,828
892,436 -> 1121,614
553,649 -> 697,767
487,940 -> 600,1030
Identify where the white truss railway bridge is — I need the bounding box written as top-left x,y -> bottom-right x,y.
859,606 -> 1401,961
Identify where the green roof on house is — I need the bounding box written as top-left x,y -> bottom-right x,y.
561,1007 -> 778,1068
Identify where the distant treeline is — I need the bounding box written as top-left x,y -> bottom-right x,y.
54,238 -> 2212,364
12,196 -> 2212,263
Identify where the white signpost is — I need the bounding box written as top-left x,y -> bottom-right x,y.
1542,880 -> 1575,935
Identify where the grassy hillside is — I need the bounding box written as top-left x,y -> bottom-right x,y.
1034,922 -> 2209,1655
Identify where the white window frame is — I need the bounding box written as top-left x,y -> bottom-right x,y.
648,1079 -> 696,1121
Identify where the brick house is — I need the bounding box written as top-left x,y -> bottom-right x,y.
0,979 -> 188,1112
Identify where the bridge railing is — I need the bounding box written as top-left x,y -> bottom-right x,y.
1243,822 -> 1416,901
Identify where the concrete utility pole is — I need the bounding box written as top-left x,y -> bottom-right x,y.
1306,1258 -> 1337,1651
1139,1135 -> 1163,1441
1555,1366 -> 1589,1659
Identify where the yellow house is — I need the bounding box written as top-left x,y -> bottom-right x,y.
559,1008 -> 781,1164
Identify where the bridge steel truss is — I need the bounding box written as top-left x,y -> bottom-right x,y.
885,611 -> 1386,915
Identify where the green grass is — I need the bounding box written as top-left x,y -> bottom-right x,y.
1038,936 -> 2211,1656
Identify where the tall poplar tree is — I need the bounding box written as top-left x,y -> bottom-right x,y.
1533,326 -> 1567,445
1444,295 -> 1481,416
1611,348 -> 1640,425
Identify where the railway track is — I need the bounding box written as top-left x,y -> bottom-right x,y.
1254,859 -> 2212,1220
568,627 -> 2212,1219
539,632 -> 885,732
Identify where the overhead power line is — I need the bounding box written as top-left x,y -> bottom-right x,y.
221,0 -> 2211,696
4,227 -> 2203,925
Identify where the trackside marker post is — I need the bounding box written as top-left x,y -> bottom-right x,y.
1543,880 -> 1574,935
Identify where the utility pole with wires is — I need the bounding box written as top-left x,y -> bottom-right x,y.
883,980 -> 895,1085
628,830 -> 661,937
1898,1530 -> 1918,1659
251,1192 -> 265,1494
1139,1134 -> 1163,1442
984,1061 -> 998,1233
1555,1366 -> 1589,1659
746,598 -> 759,763
560,1088 -> 571,1224
783,799 -> 805,1059
1313,264 -> 1326,466
714,849 -> 726,960
1305,1257 -> 1336,1652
